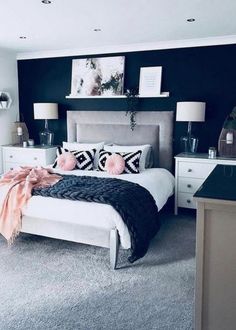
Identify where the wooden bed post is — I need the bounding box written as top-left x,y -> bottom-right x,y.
110,228 -> 119,270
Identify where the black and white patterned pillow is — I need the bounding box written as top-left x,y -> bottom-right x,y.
53,147 -> 96,171
98,149 -> 142,174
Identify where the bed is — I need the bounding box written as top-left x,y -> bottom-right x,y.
20,111 -> 174,269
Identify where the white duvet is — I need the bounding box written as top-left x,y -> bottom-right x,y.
22,168 -> 174,249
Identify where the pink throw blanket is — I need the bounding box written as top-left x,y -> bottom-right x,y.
0,166 -> 61,243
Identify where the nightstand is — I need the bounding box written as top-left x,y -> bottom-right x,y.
174,153 -> 236,214
2,145 -> 57,173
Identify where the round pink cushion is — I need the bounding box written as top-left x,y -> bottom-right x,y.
105,154 -> 125,175
57,152 -> 77,171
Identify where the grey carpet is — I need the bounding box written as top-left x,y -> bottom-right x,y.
0,213 -> 195,330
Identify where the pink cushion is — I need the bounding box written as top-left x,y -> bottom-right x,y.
105,154 -> 125,175
57,152 -> 77,171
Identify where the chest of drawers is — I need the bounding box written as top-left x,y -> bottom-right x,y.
175,153 -> 236,214
2,145 -> 57,173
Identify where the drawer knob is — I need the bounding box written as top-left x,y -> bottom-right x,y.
187,184 -> 192,188
9,155 -> 13,158
187,199 -> 191,204
34,157 -> 38,160
187,169 -> 192,172
10,167 -> 13,170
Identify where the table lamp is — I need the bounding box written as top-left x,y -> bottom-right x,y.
34,103 -> 58,145
176,101 -> 206,153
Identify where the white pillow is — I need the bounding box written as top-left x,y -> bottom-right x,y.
63,141 -> 104,168
104,144 -> 152,171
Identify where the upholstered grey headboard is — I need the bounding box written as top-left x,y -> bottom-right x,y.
67,111 -> 174,171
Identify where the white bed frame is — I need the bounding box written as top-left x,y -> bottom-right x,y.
21,111 -> 173,269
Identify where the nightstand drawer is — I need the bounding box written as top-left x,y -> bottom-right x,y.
178,177 -> 204,194
175,154 -> 236,214
4,148 -> 45,164
178,161 -> 215,179
4,162 -> 22,172
178,192 -> 196,209
2,146 -> 57,173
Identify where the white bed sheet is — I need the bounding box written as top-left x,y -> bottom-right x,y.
22,168 -> 174,249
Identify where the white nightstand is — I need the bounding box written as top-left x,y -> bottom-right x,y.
174,153 -> 236,214
2,145 -> 57,173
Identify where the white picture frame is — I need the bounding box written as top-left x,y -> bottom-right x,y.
138,66 -> 162,97
70,56 -> 125,97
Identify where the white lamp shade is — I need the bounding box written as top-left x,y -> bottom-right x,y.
176,102 -> 206,122
34,103 -> 58,120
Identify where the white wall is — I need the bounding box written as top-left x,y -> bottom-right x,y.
0,49 -> 19,173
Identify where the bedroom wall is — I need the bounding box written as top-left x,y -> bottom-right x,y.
17,44 -> 236,154
0,50 -> 19,173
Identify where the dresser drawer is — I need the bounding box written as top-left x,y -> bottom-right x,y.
178,177 -> 205,194
178,161 -> 216,179
4,162 -> 22,172
4,148 -> 45,165
178,192 -> 196,209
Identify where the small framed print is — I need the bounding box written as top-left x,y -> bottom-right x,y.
138,66 -> 162,96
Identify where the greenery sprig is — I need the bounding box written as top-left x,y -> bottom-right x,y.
125,88 -> 139,130
0,92 -> 9,102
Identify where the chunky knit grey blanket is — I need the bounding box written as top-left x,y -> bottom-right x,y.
32,175 -> 160,263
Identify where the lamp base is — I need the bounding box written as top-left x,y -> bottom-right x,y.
180,135 -> 198,153
39,130 -> 54,146
17,135 -> 23,146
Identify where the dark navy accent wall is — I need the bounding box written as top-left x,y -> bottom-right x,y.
17,44 -> 236,154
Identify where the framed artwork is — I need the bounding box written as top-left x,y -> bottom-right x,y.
138,66 -> 162,96
70,56 -> 125,97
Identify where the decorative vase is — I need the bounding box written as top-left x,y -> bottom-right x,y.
1,101 -> 8,108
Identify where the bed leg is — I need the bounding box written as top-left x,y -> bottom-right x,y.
110,228 -> 119,270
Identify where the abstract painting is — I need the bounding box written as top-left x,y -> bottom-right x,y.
70,56 -> 125,96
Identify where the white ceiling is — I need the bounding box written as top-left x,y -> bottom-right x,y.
1,0 -> 236,57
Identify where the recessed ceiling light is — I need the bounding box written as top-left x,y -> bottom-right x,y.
94,28 -> 102,32
19,36 -> 27,39
187,18 -> 195,22
42,0 -> 51,4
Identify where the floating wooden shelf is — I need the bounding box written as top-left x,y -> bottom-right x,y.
66,95 -> 126,99
65,92 -> 170,99
138,92 -> 170,98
